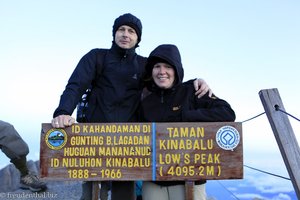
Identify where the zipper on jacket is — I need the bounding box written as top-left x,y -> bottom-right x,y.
123,49 -> 129,58
160,90 -> 164,103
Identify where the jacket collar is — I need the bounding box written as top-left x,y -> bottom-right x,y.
111,42 -> 136,58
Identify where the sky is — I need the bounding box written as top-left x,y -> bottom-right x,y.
1,0 -> 300,199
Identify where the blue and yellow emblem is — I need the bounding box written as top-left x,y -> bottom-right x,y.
45,129 -> 67,150
216,126 -> 240,151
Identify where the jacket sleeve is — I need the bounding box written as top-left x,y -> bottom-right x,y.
53,49 -> 99,117
181,83 -> 236,122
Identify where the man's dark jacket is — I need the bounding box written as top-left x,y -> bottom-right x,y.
54,43 -> 146,122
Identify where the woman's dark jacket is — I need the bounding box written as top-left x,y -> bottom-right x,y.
139,44 -> 236,186
54,43 -> 146,122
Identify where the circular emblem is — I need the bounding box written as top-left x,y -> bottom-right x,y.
45,129 -> 67,150
216,126 -> 240,151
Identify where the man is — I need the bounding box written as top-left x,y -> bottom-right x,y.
52,13 -> 211,200
0,120 -> 47,192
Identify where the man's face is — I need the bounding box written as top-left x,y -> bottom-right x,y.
152,62 -> 175,89
115,25 -> 138,49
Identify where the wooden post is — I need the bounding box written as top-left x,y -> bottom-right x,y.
259,88 -> 300,198
92,181 -> 100,200
185,181 -> 194,200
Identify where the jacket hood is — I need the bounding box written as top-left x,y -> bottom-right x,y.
145,44 -> 184,91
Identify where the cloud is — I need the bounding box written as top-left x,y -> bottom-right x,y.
246,172 -> 293,194
236,192 -> 292,200
220,169 -> 295,200
236,193 -> 266,199
227,186 -> 238,191
272,193 -> 291,200
271,193 -> 292,200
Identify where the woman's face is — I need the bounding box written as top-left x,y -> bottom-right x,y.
152,62 -> 175,89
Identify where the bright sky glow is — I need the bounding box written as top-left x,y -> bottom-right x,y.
1,1 -> 299,199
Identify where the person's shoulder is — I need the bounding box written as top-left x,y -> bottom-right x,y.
136,55 -> 147,68
182,79 -> 195,89
89,48 -> 109,53
181,79 -> 211,99
137,54 -> 147,63
137,54 -> 147,59
84,49 -> 109,58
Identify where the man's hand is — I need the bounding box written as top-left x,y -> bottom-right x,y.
193,78 -> 213,98
51,115 -> 75,128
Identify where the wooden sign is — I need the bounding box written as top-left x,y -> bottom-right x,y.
40,122 -> 243,181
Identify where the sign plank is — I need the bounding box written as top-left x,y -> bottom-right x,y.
40,122 -> 243,181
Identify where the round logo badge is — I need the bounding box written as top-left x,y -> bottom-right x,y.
45,129 -> 67,150
216,126 -> 240,151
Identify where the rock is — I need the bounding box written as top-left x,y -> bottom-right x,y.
0,160 -> 83,200
0,163 -> 20,192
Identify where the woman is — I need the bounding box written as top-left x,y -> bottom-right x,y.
139,44 -> 236,200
